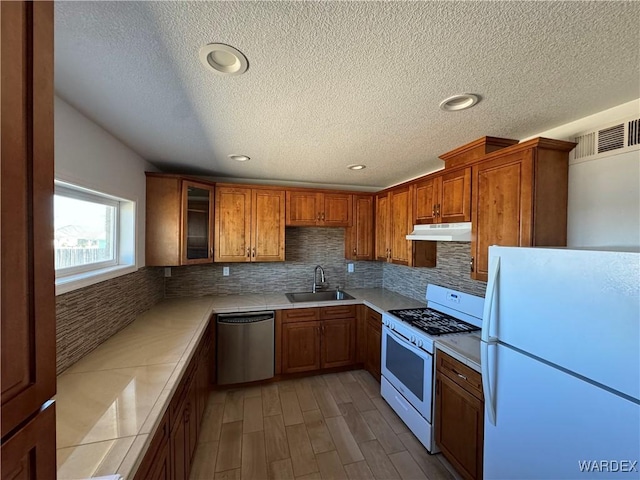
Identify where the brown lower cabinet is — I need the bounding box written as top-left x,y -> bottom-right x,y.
280,306 -> 357,374
0,403 -> 56,480
364,308 -> 382,381
435,350 -> 484,480
134,322 -> 212,480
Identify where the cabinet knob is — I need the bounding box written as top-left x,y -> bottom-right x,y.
470,256 -> 474,273
252,248 -> 256,257
432,205 -> 436,217
321,212 -> 325,221
353,248 -> 357,256
317,213 -> 321,221
247,247 -> 251,257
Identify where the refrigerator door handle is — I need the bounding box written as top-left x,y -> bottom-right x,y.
481,255 -> 500,344
481,340 -> 497,426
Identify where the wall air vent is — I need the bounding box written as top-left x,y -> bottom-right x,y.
570,116 -> 640,164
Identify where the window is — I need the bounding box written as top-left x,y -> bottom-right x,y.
54,181 -> 137,293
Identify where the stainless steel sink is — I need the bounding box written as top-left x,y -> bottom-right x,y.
285,291 -> 355,302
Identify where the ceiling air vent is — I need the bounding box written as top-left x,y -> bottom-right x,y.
570,116 -> 640,164
629,119 -> 640,147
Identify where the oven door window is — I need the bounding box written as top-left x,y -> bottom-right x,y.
385,333 -> 424,401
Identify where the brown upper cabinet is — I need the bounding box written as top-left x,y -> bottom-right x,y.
146,174 -> 215,266
375,185 -> 419,266
345,194 -> 374,260
439,136 -> 519,169
471,138 -> 576,281
414,168 -> 471,224
286,190 -> 353,227
215,185 -> 285,262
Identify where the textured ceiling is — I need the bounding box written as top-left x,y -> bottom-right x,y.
55,1 -> 640,189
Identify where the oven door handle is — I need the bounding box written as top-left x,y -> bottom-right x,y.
385,327 -> 430,359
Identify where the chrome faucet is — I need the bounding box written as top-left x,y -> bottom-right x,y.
312,265 -> 326,293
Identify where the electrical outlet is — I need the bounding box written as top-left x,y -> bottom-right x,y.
347,263 -> 354,273
164,267 -> 171,278
223,266 -> 230,276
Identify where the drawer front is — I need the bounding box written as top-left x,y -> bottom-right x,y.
320,305 -> 357,320
437,350 -> 483,399
281,308 -> 320,323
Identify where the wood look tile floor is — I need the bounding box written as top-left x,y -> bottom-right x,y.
190,370 -> 460,480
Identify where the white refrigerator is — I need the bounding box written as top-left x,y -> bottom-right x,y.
481,246 -> 640,480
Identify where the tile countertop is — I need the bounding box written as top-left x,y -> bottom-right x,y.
435,333 -> 482,373
55,288 -> 424,480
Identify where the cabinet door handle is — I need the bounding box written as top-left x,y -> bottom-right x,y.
252,248 -> 256,257
247,247 -> 251,257
432,205 -> 436,217
321,212 -> 325,221
436,203 -> 441,217
470,256 -> 474,273
353,248 -> 357,256
317,213 -> 321,221
457,373 -> 468,381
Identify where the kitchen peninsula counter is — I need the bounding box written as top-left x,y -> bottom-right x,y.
55,288 -> 423,479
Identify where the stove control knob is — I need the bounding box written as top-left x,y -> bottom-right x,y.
384,318 -> 390,326
416,339 -> 424,348
410,335 -> 416,344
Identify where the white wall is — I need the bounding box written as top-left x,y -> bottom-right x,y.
54,96 -> 157,267
524,99 -> 640,248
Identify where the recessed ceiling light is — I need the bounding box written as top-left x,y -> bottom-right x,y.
439,94 -> 480,112
199,43 -> 248,76
348,164 -> 366,170
228,154 -> 250,162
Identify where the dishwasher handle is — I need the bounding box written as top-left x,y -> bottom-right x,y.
217,311 -> 275,324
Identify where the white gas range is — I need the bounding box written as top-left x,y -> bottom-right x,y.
380,284 -> 484,453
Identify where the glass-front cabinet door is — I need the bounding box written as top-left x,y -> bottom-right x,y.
182,180 -> 215,264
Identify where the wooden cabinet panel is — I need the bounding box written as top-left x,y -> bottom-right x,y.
282,321 -> 322,373
281,308 -> 320,323
356,305 -> 367,364
414,168 -> 471,225
0,403 -> 56,480
471,151 -> 533,280
215,187 -> 252,262
364,309 -> 382,381
170,398 -> 188,480
281,307 -> 357,374
252,189 -> 285,261
375,193 -> 390,261
345,195 -> 374,260
216,186 -> 285,263
1,0 -> 56,442
321,318 -> 356,369
322,193 -> 352,226
435,372 -> 484,480
320,305 -> 356,320
376,186 -> 413,265
389,186 -> 412,266
470,138 -> 573,281
146,175 -> 215,266
439,168 -> 471,223
133,410 -> 171,480
414,177 -> 439,225
286,190 -> 352,227
286,191 -> 321,226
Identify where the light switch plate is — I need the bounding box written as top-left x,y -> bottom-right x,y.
347,263 -> 354,273
223,266 -> 230,276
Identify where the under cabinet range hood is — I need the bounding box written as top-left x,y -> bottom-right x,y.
406,222 -> 472,242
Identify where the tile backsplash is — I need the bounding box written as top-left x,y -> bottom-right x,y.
164,227 -> 382,297
56,231 -> 484,373
382,242 -> 487,301
56,267 -> 164,374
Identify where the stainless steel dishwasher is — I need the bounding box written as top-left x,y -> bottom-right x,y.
216,311 -> 275,385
